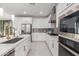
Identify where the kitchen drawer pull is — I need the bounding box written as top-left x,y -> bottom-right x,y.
52,43 -> 54,48
24,46 -> 26,51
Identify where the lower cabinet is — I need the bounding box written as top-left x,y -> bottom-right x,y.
46,35 -> 58,56
15,36 -> 31,56
15,45 -> 25,56
25,37 -> 31,55
53,37 -> 59,56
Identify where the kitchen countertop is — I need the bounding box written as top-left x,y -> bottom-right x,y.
59,34 -> 79,43
47,33 -> 58,36
0,34 -> 30,56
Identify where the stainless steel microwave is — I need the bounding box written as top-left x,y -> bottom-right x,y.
60,11 -> 79,34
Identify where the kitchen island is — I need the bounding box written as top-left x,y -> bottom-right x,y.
0,34 -> 31,56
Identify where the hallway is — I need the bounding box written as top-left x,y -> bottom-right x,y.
27,42 -> 52,56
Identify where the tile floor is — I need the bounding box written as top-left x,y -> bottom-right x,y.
27,41 -> 52,56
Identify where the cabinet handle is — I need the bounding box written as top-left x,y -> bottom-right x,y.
52,43 -> 54,48
52,40 -> 54,48
24,46 -> 26,51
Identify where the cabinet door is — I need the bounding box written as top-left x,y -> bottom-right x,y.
46,35 -> 51,46
24,37 -> 31,55
23,45 -> 27,56
23,39 -> 28,55
26,37 -> 31,52
15,39 -> 26,56
15,36 -> 31,56
53,36 -> 59,56
15,45 -> 25,56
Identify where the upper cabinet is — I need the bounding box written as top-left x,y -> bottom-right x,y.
0,8 -> 11,20
56,3 -> 73,15
56,3 -> 79,19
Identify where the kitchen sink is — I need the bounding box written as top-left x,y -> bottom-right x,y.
1,37 -> 23,44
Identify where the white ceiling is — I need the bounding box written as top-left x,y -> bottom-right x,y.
0,3 -> 56,17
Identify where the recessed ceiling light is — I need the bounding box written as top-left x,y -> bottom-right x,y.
40,11 -> 43,14
24,11 -> 27,14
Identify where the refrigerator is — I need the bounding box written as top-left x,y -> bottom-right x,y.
21,24 -> 32,34
21,24 -> 32,42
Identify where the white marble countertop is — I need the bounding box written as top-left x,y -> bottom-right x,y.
59,34 -> 79,43
0,34 -> 30,56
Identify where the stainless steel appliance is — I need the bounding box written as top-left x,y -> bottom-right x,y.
21,24 -> 32,42
60,11 -> 79,34
59,36 -> 79,56
21,24 -> 32,34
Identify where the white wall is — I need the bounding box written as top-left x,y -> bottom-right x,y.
32,16 -> 51,28
13,17 -> 32,36
32,15 -> 52,41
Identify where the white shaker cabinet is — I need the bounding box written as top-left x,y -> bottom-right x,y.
46,35 -> 58,56
25,36 -> 31,55
15,42 -> 25,56
52,36 -> 58,56
15,36 -> 31,56
46,35 -> 54,55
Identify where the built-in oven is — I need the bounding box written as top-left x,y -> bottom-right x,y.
59,36 -> 79,56
60,11 -> 79,34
